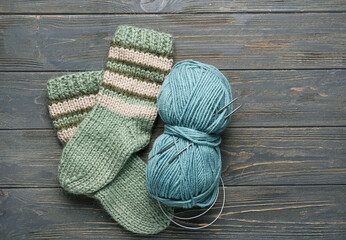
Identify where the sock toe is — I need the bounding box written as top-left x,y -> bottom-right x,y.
93,155 -> 173,234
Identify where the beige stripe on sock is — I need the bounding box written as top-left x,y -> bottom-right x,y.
49,94 -> 97,118
108,46 -> 173,71
57,126 -> 78,143
97,93 -> 157,118
103,71 -> 161,98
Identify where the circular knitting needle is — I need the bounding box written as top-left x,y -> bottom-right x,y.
155,175 -> 226,229
216,97 -> 239,114
224,104 -> 242,120
148,139 -> 180,160
168,143 -> 192,163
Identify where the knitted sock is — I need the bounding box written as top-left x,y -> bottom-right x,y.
47,70 -> 173,234
58,26 -> 174,195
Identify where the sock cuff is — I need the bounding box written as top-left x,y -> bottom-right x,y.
111,25 -> 174,58
102,26 -> 175,120
47,71 -> 103,104
47,71 -> 103,143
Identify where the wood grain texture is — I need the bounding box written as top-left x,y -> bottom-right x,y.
0,0 -> 345,13
0,186 -> 345,239
1,127 -> 345,188
0,1 -> 345,239
1,70 -> 345,129
0,14 -> 345,71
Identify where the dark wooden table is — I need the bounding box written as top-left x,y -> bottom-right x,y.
1,1 -> 345,239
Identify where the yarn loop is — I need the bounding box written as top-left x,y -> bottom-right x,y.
164,125 -> 221,147
146,60 -> 233,209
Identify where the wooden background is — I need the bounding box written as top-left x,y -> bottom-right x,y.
0,0 -> 345,239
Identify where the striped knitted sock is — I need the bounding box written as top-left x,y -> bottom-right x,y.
47,72 -> 172,233
58,26 -> 174,195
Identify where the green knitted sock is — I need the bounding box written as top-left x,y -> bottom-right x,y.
59,26 -> 174,195
47,70 -> 172,234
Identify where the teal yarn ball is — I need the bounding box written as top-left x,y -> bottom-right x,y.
146,60 -> 233,209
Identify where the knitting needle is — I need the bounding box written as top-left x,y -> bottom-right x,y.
216,97 -> 238,114
224,104 -> 242,120
155,175 -> 226,229
148,139 -> 179,160
168,143 -> 192,163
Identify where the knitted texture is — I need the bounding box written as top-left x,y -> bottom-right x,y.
47,71 -> 173,234
47,71 -> 103,143
93,155 -> 172,234
59,25 -> 174,195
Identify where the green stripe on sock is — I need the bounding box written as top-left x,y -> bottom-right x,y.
53,111 -> 91,131
106,62 -> 166,84
104,67 -> 163,86
102,88 -> 156,108
107,58 -> 170,76
48,92 -> 99,105
51,106 -> 94,121
110,42 -> 173,59
55,120 -> 81,131
101,83 -> 157,103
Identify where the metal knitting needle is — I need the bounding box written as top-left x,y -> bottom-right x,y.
168,143 -> 192,163
207,97 -> 241,132
148,140 -> 179,160
216,97 -> 239,114
155,176 -> 226,229
224,104 -> 242,119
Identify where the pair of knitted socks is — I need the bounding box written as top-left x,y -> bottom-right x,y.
47,26 -> 174,234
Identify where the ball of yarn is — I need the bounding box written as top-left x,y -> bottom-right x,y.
146,60 -> 233,209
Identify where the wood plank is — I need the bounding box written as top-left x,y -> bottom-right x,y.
0,14 -> 345,71
0,72 -> 52,129
0,127 -> 345,188
1,70 -> 345,129
0,186 -> 345,239
0,0 -> 345,13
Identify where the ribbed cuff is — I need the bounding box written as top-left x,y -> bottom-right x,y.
47,71 -> 103,104
111,25 -> 174,58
